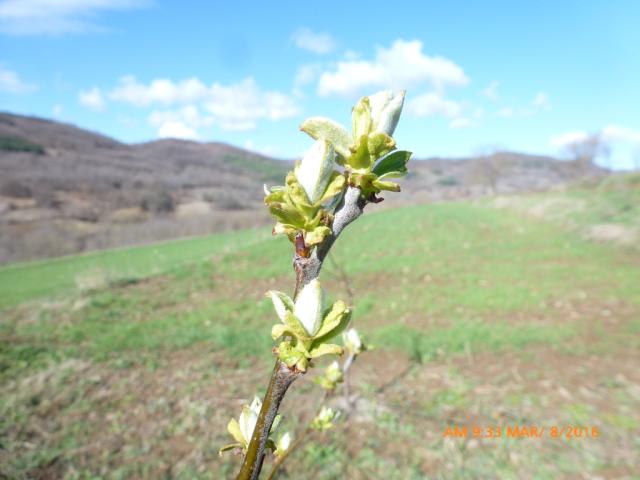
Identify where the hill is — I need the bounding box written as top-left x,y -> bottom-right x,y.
0,113 -> 290,263
0,112 -> 606,264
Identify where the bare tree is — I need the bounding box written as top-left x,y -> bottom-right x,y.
566,133 -> 611,173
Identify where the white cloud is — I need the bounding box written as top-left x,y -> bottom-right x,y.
294,64 -> 322,87
203,78 -> 299,130
496,107 -> 514,118
78,87 -> 106,111
0,65 -> 37,93
293,63 -> 323,97
148,105 -> 213,130
0,0 -> 149,35
602,126 -> 640,169
109,76 -> 299,131
157,121 -> 199,141
407,92 -> 461,118
551,126 -> 640,149
483,81 -> 499,101
532,91 -> 551,110
449,117 -> 471,129
244,139 -> 277,157
551,125 -> 640,170
109,75 -> 208,106
317,39 -> 469,97
52,104 -> 63,118
601,125 -> 640,143
292,27 -> 336,54
550,130 -> 590,149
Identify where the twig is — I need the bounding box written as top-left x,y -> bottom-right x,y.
265,388 -> 333,480
374,362 -> 416,395
236,186 -> 367,480
341,353 -> 356,411
265,428 -> 314,480
235,361 -> 302,480
293,186 -> 367,289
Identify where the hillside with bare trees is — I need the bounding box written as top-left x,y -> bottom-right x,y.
0,113 -> 606,263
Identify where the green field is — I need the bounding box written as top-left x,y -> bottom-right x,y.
0,228 -> 270,308
1,180 -> 639,479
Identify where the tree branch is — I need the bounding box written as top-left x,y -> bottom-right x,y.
236,361 -> 302,480
236,185 -> 367,480
265,428 -> 313,480
294,186 -> 367,288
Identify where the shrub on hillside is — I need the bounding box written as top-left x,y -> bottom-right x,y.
140,188 -> 175,213
1,181 -> 32,198
0,136 -> 45,154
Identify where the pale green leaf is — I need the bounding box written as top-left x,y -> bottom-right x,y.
352,96 -> 372,140
267,291 -> 293,322
227,418 -> 245,444
372,179 -> 401,192
314,300 -> 349,339
219,443 -> 242,456
283,311 -> 312,341
304,225 -> 331,247
300,117 -> 352,159
314,172 -> 346,207
309,343 -> 343,358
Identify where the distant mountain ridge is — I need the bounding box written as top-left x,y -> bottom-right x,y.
0,112 -> 606,263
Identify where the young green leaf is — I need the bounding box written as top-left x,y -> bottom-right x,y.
300,117 -> 352,159
372,150 -> 412,177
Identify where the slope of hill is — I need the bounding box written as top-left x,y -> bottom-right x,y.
487,172 -> 640,248
0,113 -> 289,263
0,112 -> 607,264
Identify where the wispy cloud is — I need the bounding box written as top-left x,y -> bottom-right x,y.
532,91 -> 551,110
493,92 -> 551,119
496,107 -> 514,118
407,92 -> 461,118
483,81 -> 499,101
52,104 -> 64,118
449,117 -> 471,129
0,65 -> 37,93
0,0 -> 149,35
78,87 -> 106,111
317,39 -> 469,97
292,27 -> 337,54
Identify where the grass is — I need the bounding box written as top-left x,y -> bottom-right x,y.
1,182 -> 639,478
374,320 -> 575,364
486,171 -> 640,241
0,227 -> 269,308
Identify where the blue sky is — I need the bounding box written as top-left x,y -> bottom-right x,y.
1,0 -> 639,168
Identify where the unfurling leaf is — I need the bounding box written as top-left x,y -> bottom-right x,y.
267,291 -> 294,322
343,328 -> 366,356
294,279 -> 325,336
309,343 -> 343,358
368,90 -> 405,136
294,140 -> 336,204
352,96 -> 373,140
227,418 -> 245,445
300,117 -> 352,159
